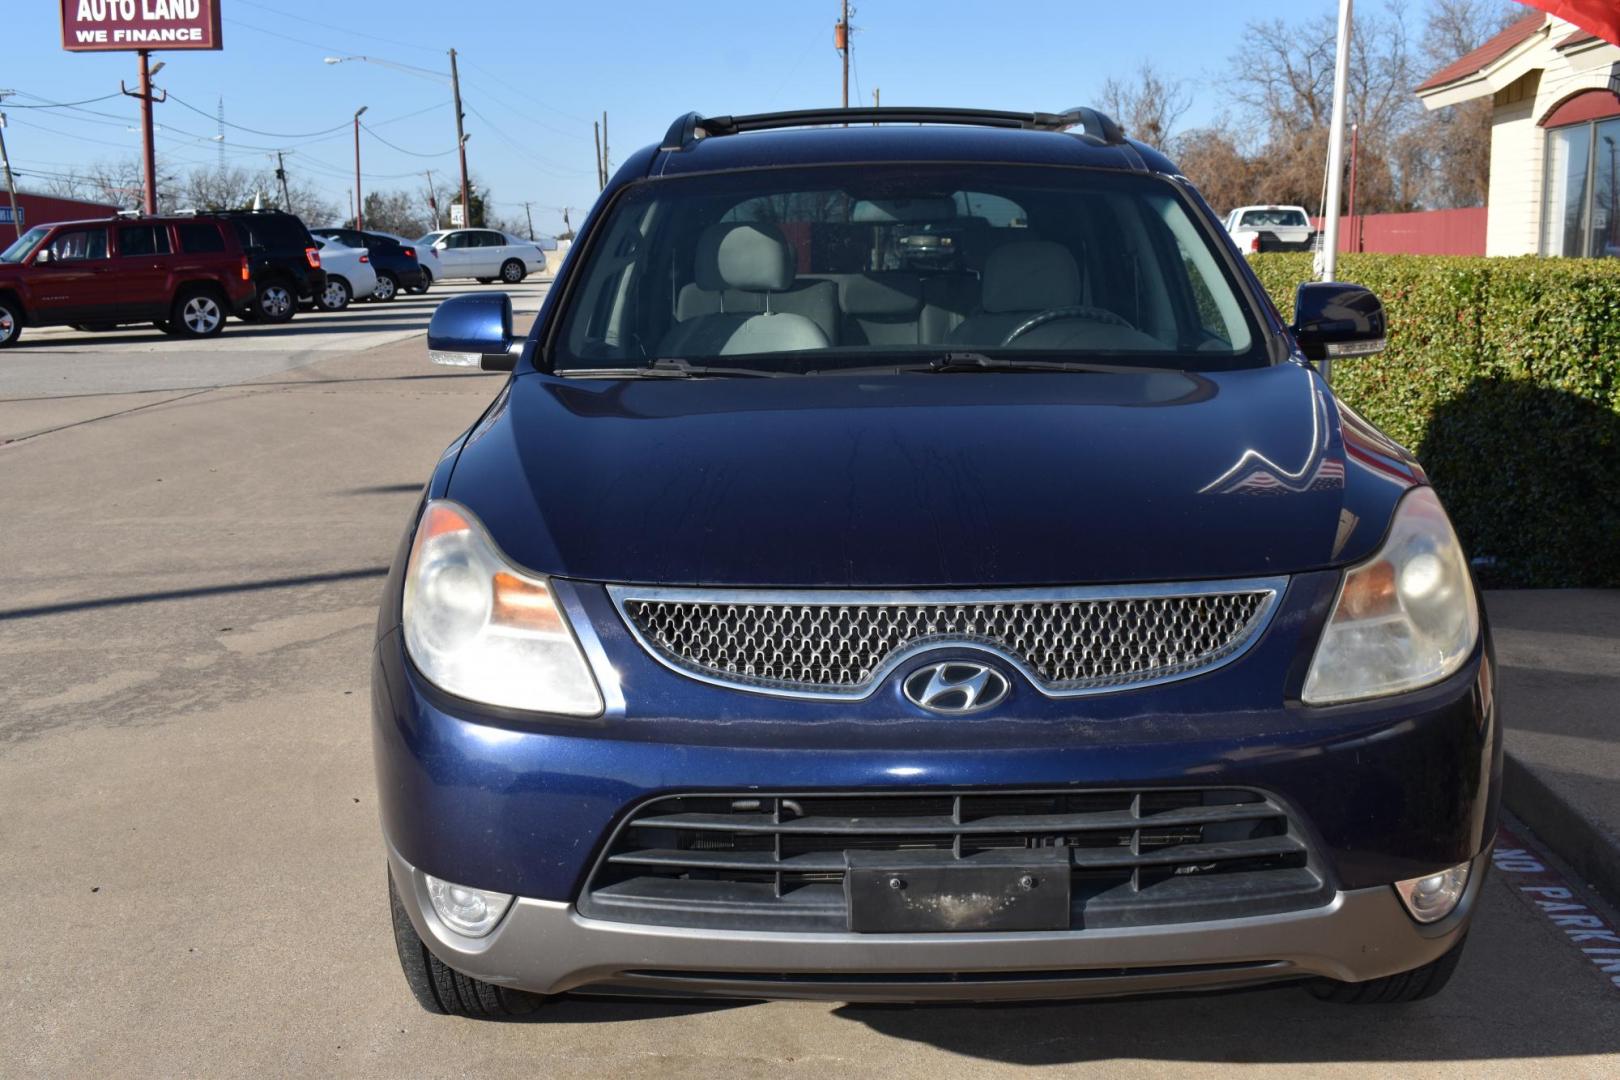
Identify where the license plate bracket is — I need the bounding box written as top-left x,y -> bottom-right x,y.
845,851 -> 1071,933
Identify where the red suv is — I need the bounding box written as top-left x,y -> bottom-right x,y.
0,214 -> 257,347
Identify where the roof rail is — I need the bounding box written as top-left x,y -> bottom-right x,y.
659,106 -> 1128,151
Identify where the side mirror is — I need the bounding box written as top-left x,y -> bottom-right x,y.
33,249 -> 51,265
432,240 -> 447,250
427,293 -> 517,371
1291,282 -> 1386,361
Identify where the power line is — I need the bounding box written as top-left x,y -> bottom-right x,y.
168,92 -> 348,139
232,0 -> 443,55
360,121 -> 454,159
3,92 -> 125,110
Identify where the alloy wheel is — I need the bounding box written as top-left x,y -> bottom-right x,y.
501,260 -> 524,283
182,295 -> 222,335
261,286 -> 292,319
0,309 -> 14,341
374,275 -> 397,301
322,280 -> 349,310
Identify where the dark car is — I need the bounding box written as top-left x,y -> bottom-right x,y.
0,213 -> 257,345
375,107 -> 1497,1017
213,209 -> 326,323
311,228 -> 426,301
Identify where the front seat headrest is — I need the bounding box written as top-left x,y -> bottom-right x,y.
696,222 -> 796,293
981,240 -> 1082,313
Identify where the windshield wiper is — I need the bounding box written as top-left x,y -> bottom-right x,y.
560,359 -> 784,379
922,352 -> 1128,374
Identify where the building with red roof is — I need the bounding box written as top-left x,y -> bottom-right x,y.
1417,12 -> 1620,256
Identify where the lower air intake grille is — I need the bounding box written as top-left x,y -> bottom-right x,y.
580,788 -> 1325,932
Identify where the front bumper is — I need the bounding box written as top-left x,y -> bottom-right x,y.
388,838 -> 1488,1001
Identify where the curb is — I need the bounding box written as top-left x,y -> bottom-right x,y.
1503,749 -> 1620,907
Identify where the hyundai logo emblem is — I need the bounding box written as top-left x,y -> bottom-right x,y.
902,661 -> 1010,715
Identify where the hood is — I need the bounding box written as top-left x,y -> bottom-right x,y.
446,362 -> 1415,587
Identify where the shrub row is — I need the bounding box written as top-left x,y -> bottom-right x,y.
1249,253 -> 1620,587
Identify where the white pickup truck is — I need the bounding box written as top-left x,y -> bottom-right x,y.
1224,205 -> 1317,254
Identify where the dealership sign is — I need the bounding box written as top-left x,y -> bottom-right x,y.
61,0 -> 223,51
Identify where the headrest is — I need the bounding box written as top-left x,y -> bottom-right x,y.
981,240 -> 1082,313
695,222 -> 795,293
839,273 -> 923,317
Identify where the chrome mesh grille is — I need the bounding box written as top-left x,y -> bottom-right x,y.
615,584 -> 1278,695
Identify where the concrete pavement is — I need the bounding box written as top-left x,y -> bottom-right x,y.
2,321 -> 1618,1077
1486,590 -> 1620,906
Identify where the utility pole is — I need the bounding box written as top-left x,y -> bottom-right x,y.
352,105 -> 368,231
424,170 -> 439,229
872,87 -> 879,125
274,150 -> 292,211
0,94 -> 21,241
449,48 -> 471,227
837,0 -> 850,109
121,50 -> 166,214
593,121 -> 603,190
601,112 -> 609,183
523,201 -> 535,239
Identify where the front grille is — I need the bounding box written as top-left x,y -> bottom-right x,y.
610,582 -> 1281,696
580,788 -> 1326,932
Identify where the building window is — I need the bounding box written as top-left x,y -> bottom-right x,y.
1541,93 -> 1620,258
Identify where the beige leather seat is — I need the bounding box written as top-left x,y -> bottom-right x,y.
947,240 -> 1082,346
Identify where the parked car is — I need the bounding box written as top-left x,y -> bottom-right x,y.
311,228 -> 426,300
1225,204 -> 1317,254
0,213 -> 256,345
213,209 -> 326,323
414,227 -> 545,284
377,107 -> 1495,1017
308,236 -> 378,311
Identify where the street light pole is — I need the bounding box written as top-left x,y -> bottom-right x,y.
449,48 -> 471,227
0,95 -> 22,241
121,51 -> 167,214
353,105 -> 368,230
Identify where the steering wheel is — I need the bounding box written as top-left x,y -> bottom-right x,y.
1000,305 -> 1136,347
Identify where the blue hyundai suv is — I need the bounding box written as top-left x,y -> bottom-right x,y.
373,108 -> 1497,1017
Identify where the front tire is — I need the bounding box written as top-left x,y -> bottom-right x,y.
499,259 -> 526,284
0,298 -> 22,347
318,277 -> 352,312
1308,934 -> 1468,1004
408,268 -> 432,295
388,872 -> 545,1019
256,281 -> 297,323
372,272 -> 399,302
169,287 -> 227,338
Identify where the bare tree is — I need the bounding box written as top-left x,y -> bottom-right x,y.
360,189 -> 430,238
1099,62 -> 1193,150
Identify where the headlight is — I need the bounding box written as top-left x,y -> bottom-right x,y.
402,500 -> 603,715
1302,486 -> 1479,704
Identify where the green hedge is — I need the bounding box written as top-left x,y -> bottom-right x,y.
1250,253 -> 1620,587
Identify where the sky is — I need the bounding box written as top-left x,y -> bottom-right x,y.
3,0 -> 1358,235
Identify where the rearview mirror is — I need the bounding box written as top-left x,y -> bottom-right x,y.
427,293 -> 517,371
1291,282 -> 1386,361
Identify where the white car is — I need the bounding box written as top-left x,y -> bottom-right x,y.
312,236 -> 379,311
416,228 -> 546,284
1224,205 -> 1316,254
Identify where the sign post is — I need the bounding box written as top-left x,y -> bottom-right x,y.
59,1 -> 224,215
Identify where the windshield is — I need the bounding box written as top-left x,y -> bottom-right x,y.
0,227 -> 49,264
553,165 -> 1264,375
1239,209 -> 1308,228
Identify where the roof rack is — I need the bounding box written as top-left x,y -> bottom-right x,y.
660,106 -> 1126,152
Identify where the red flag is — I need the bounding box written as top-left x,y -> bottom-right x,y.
1516,0 -> 1620,46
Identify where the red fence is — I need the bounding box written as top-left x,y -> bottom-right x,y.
1309,207 -> 1487,256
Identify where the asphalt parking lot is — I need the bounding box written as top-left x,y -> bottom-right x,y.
3,291 -> 1618,1078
